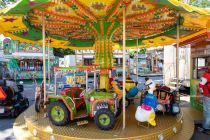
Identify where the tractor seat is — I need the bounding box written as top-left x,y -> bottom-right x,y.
61,88 -> 84,108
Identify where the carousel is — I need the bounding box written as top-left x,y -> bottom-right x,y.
0,0 -> 209,140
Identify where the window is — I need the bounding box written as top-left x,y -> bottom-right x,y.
114,58 -> 122,66
192,57 -> 210,79
84,59 -> 93,66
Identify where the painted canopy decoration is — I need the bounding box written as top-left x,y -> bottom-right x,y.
3,38 -> 11,44
0,0 -> 210,68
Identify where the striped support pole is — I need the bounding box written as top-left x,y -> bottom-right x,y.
176,13 -> 180,89
94,68 -> 96,89
86,70 -> 88,91
48,38 -> 50,85
122,6 -> 126,130
136,39 -> 139,82
42,15 -> 46,103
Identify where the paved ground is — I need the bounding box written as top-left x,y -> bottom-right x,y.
0,76 -> 209,140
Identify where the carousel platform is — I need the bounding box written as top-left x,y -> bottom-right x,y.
13,105 -> 201,140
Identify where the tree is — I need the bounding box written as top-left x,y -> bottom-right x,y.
190,0 -> 210,8
0,0 -> 6,8
129,48 -> 147,58
53,48 -> 75,58
0,0 -> 17,8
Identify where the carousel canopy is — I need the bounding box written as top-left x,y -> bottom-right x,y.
0,0 -> 209,50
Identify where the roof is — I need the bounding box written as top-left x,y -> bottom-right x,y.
0,0 -> 209,50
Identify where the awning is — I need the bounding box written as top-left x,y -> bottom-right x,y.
12,52 -> 53,59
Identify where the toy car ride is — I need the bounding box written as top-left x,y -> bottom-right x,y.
153,85 -> 180,115
35,66 -> 121,130
0,80 -> 29,117
47,88 -> 120,130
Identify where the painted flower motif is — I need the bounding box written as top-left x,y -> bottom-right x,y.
132,4 -> 147,11
22,31 -> 28,36
3,38 -> 11,44
91,2 -> 106,10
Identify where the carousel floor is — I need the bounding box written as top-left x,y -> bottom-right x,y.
13,104 -> 201,140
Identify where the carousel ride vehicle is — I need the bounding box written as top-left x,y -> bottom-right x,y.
47,88 -> 120,130
35,66 -> 121,130
0,80 -> 29,117
112,79 -> 139,108
139,83 -> 181,115
154,84 -> 181,115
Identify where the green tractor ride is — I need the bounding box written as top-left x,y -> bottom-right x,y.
35,67 -> 121,130
48,88 -> 120,130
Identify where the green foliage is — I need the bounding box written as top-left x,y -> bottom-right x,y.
190,0 -> 210,8
139,48 -> 146,54
0,0 -> 17,8
129,51 -> 135,59
53,48 -> 75,58
0,1 -> 6,8
129,48 -> 146,58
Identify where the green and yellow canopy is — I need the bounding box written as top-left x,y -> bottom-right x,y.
0,0 -> 209,50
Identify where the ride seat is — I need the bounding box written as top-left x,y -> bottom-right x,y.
61,87 -> 84,108
0,87 -> 6,100
1,86 -> 15,105
155,87 -> 171,105
157,92 -> 170,104
155,87 -> 172,114
7,87 -> 15,101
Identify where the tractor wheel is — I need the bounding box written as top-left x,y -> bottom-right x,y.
25,98 -> 29,109
94,109 -> 115,130
35,96 -> 41,112
11,108 -> 19,118
48,101 -> 70,126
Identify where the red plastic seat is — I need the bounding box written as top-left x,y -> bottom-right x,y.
0,87 -> 7,100
61,87 -> 84,108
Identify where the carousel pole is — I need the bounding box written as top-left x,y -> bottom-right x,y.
176,13 -> 180,89
122,5 -> 126,130
48,38 -> 50,85
42,14 -> 47,103
136,39 -> 139,82
82,50 -> 84,65
163,46 -> 165,85
94,68 -> 96,89
86,70 -> 88,91
55,71 -> 57,95
74,69 -> 76,86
